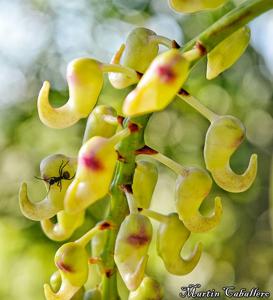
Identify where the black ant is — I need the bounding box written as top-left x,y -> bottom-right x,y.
35,160 -> 75,192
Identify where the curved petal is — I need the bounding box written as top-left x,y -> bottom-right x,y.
41,210 -> 85,241
157,213 -> 202,275
19,182 -> 61,221
204,116 -> 258,193
175,168 -> 222,232
38,58 -> 104,129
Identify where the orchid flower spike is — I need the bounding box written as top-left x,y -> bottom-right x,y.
175,167 -> 222,232
122,49 -> 191,116
207,27 -> 250,80
41,210 -> 85,241
204,115 -> 257,193
19,154 -> 77,221
64,128 -> 130,214
38,58 -> 104,129
114,213 -> 153,291
109,27 -> 179,89
169,0 -> 227,13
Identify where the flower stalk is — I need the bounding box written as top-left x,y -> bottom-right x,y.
100,116 -> 149,300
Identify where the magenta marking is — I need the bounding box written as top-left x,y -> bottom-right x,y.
157,65 -> 176,83
81,153 -> 104,171
56,261 -> 73,273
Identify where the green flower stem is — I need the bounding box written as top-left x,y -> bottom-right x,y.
182,0 -> 273,54
137,152 -> 187,176
109,128 -> 130,145
140,208 -> 169,223
100,116 -> 149,300
75,223 -> 102,248
177,90 -> 218,122
149,35 -> 174,48
101,63 -> 140,81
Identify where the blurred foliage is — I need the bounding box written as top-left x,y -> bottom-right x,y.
0,0 -> 272,299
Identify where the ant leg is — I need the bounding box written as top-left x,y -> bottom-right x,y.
57,180 -> 62,192
59,160 -> 69,176
58,160 -> 64,176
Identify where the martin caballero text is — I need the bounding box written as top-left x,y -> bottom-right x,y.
179,284 -> 270,298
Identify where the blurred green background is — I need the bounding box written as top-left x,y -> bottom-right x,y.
0,0 -> 272,299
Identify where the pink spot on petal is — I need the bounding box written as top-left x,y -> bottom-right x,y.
81,152 -> 104,171
157,65 -> 176,83
127,225 -> 151,247
56,261 -> 73,273
127,234 -> 149,246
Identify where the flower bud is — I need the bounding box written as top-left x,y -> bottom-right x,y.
132,161 -> 158,209
204,115 -> 257,193
157,213 -> 202,275
55,242 -> 89,287
114,213 -> 153,291
19,154 -> 77,221
123,49 -> 189,116
64,130 -> 128,214
175,167 -> 222,232
44,243 -> 88,300
38,58 -> 103,129
41,210 -> 85,241
169,0 -> 227,13
128,276 -> 163,300
83,105 -> 117,143
121,28 -> 159,73
207,27 -> 250,79
109,28 -> 179,89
